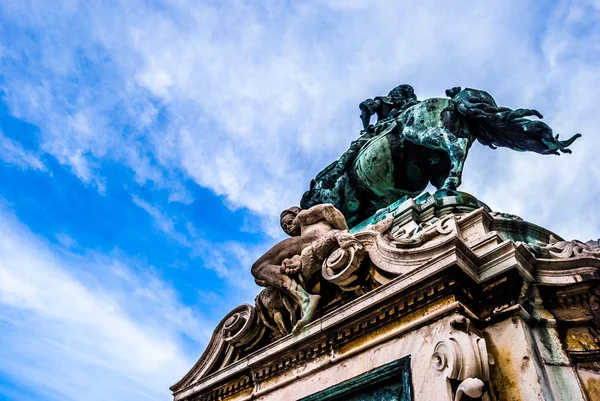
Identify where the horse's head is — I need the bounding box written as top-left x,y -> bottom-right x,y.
453,87 -> 581,155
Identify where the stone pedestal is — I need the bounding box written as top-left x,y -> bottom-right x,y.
171,192 -> 600,401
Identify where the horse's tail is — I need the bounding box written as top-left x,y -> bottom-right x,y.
451,87 -> 581,155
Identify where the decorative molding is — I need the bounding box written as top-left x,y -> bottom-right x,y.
170,304 -> 264,394
389,214 -> 457,249
321,232 -> 367,292
222,304 -> 265,348
253,278 -> 457,383
172,193 -> 600,401
538,238 -> 600,260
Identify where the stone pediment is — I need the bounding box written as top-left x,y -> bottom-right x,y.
171,192 -> 600,400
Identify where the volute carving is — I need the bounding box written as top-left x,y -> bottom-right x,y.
170,304 -> 265,393
431,316 -> 493,401
222,304 -> 265,348
321,232 -> 366,292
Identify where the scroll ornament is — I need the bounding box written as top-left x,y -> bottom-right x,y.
321,232 -> 366,292
222,304 -> 265,348
431,316 -> 493,401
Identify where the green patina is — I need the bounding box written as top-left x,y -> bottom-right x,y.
354,132 -> 397,200
299,357 -> 413,401
300,85 -> 581,227
350,191 -> 489,234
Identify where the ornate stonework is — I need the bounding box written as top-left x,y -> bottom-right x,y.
171,191 -> 600,400
431,316 -> 492,401
171,84 -> 593,400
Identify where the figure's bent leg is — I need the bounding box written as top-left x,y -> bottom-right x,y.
252,262 -> 320,333
289,279 -> 320,333
272,311 -> 289,336
282,296 -> 297,328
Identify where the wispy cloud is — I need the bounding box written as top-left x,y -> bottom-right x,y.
131,194 -> 189,246
131,194 -> 263,291
1,1 -> 600,399
2,1 -> 599,237
460,0 -> 600,239
0,129 -> 45,171
0,204 -> 204,401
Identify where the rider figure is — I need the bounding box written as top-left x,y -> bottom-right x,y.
301,85 -> 419,213
359,84 -> 419,131
325,84 -> 419,188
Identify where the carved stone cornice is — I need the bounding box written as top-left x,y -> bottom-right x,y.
172,192 -> 600,401
172,274 -> 465,401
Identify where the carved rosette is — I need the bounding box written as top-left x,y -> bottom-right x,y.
431,316 -> 493,401
222,304 -> 265,348
321,232 -> 366,292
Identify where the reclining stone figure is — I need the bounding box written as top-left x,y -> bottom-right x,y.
251,203 -> 358,334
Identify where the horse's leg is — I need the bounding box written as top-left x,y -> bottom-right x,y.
429,169 -> 446,190
440,133 -> 470,190
408,127 -> 470,191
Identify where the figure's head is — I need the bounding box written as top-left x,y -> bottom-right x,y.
388,84 -> 417,109
280,206 -> 302,236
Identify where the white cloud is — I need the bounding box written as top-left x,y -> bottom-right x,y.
0,1 -> 598,247
131,194 -> 190,246
0,129 -> 45,171
0,204 -> 205,401
460,0 -> 600,240
0,1 -> 599,398
2,0 -> 598,238
131,195 -> 266,292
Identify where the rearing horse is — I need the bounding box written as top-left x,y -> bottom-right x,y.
301,87 -> 581,225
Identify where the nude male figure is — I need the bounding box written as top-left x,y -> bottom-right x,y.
251,203 -> 348,333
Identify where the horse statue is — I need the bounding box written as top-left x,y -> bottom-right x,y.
301,86 -> 581,225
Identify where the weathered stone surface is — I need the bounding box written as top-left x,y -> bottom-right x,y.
250,203 -> 366,336
171,191 -> 600,401
170,84 -> 588,400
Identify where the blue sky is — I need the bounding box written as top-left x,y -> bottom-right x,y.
0,1 -> 599,400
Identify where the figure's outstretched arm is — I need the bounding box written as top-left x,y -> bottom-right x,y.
294,203 -> 348,230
